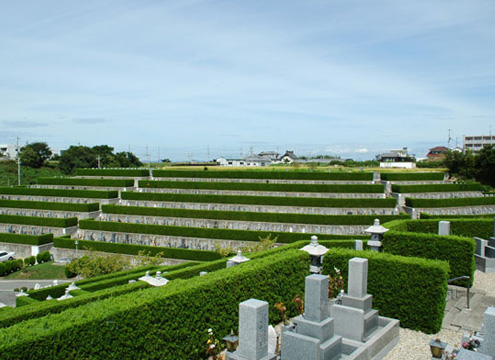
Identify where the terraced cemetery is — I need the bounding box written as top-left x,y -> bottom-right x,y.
0,168 -> 493,358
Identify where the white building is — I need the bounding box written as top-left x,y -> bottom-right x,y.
464,135 -> 495,152
0,144 -> 18,160
379,147 -> 416,169
216,150 -> 297,167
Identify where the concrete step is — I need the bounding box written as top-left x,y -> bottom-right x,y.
442,292 -> 495,332
450,293 -> 484,330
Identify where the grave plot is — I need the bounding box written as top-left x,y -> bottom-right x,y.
405,197 -> 495,218
35,177 -> 136,191
0,187 -> 119,205
0,214 -> 78,237
380,171 -> 447,184
137,180 -> 386,198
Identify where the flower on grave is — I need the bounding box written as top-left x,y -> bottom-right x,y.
205,329 -> 222,359
274,302 -> 288,325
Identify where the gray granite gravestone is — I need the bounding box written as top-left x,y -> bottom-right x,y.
226,299 -> 276,360
438,221 -> 451,236
354,240 -> 363,251
480,307 -> 495,357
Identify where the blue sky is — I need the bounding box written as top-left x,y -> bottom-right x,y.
1,0 -> 494,161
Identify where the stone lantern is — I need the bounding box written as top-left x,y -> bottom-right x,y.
364,219 -> 389,252
227,250 -> 250,268
300,236 -> 329,274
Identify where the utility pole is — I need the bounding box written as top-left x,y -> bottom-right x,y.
448,129 -> 452,148
17,136 -> 21,186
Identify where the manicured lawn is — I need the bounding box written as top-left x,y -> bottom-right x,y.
2,261 -> 67,280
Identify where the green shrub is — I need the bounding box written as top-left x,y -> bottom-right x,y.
382,230 -> 475,285
406,197 -> 495,208
36,178 -> 134,187
392,183 -> 482,193
0,199 -> 99,213
4,261 -> 13,274
75,169 -> 150,177
79,219 -> 364,244
0,250 -> 309,359
0,233 -> 53,246
0,214 -> 77,228
35,253 -> 44,264
24,256 -> 36,267
152,169 -> 374,181
139,180 -> 384,193
41,251 -> 51,262
0,263 -> 5,276
381,172 -> 445,181
322,248 -> 449,333
13,259 -> 23,271
0,186 -> 118,199
121,191 -> 397,208
102,204 -> 409,226
15,297 -> 39,307
64,266 -> 77,279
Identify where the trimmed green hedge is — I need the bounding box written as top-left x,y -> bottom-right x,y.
0,199 -> 99,213
102,204 -> 409,226
54,237 -> 222,261
406,197 -> 495,208
322,248 -> 449,333
121,191 -> 396,208
0,187 -> 118,199
421,213 -> 495,219
392,183 -> 482,193
79,219 -> 364,243
381,172 -> 445,181
0,233 -> 53,246
0,214 -> 77,228
139,180 -> 384,193
381,230 -> 475,285
152,169 -> 374,181
37,177 -> 134,187
386,218 -> 493,240
76,169 -> 150,177
0,250 -> 309,359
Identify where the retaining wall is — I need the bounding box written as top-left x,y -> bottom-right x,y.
0,194 -> 118,205
0,242 -> 53,258
0,224 -> 77,237
0,207 -> 99,220
393,192 -> 484,206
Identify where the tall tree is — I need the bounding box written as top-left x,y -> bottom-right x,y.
58,146 -> 97,174
475,145 -> 495,187
443,149 -> 475,179
19,142 -> 52,168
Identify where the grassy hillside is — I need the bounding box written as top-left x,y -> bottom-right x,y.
0,161 -> 63,187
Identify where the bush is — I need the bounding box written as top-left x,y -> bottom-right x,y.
75,169 -> 150,177
78,219 -> 364,244
0,233 -> 53,246
392,183 -> 482,193
406,197 -> 495,208
139,180 -> 384,193
0,186 -> 119,199
54,237 -> 224,262
0,263 -> 5,276
0,250 -> 310,359
24,256 -> 36,267
35,251 -> 50,264
36,177 -> 134,187
381,230 -> 475,284
4,261 -> 13,274
322,248 -> 449,333
0,199 -> 100,213
13,259 -> 23,271
0,215 -> 77,228
121,191 -> 397,208
64,266 -> 77,279
102,204 -> 409,226
152,169 -> 374,181
381,172 -> 445,181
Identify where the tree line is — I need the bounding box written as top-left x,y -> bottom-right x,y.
11,142 -> 143,175
443,146 -> 495,187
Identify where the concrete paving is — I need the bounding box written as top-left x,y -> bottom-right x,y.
0,279 -> 72,307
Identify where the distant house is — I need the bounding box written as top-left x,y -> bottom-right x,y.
426,146 -> 449,160
280,150 -> 298,164
379,147 -> 416,169
0,144 -> 17,160
258,151 -> 280,161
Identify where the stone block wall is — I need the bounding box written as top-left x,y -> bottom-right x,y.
0,207 -> 99,220
0,224 -> 77,237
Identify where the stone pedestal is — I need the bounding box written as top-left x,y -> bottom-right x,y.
281,274 -> 342,360
330,258 -> 379,342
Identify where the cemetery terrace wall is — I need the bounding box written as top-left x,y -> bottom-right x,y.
0,200 -> 99,213
0,207 -> 99,220
0,194 -> 117,205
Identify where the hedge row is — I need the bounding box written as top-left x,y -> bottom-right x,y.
139,180 -> 384,193
0,199 -> 100,213
0,214 -> 77,228
37,177 -> 134,187
392,183 -> 482,193
0,233 -> 53,246
421,213 -> 495,219
406,196 -> 495,208
152,169 -> 374,181
79,219 -> 364,243
0,259 -> 24,277
0,250 -> 309,359
121,191 -> 397,208
381,230 -> 475,285
322,248 -> 449,333
386,218 -> 493,240
75,169 -> 150,177
0,187 -> 118,199
54,237 -> 223,262
381,172 -> 445,181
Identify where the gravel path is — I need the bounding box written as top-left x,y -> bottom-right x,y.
383,270 -> 495,359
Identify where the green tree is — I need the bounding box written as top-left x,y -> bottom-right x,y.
19,142 -> 52,168
475,145 -> 495,187
443,149 -> 475,179
58,146 -> 97,174
65,251 -> 130,278
115,151 -> 143,167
